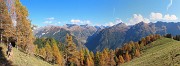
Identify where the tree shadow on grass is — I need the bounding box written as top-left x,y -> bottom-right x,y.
0,47 -> 14,66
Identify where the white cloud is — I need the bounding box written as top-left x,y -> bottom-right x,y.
150,12 -> 178,21
43,21 -> 52,24
70,19 -> 92,25
167,0 -> 173,11
46,17 -> 55,20
164,14 -> 178,21
128,14 -> 150,25
43,17 -> 57,25
83,20 -> 91,25
58,22 -> 61,24
105,18 -> 123,26
150,12 -> 163,20
105,22 -> 115,26
71,19 -> 81,24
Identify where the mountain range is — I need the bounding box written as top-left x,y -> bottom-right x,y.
34,21 -> 180,51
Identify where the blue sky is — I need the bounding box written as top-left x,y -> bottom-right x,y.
20,0 -> 180,27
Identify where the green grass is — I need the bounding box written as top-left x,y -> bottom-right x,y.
0,44 -> 53,66
121,38 -> 180,66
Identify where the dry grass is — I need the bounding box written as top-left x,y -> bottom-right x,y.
0,44 -> 53,66
121,38 -> 180,66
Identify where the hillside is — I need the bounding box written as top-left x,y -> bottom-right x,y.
0,44 -> 53,66
121,38 -> 180,66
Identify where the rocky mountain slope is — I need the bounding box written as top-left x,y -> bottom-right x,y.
34,24 -> 105,49
34,21 -> 180,51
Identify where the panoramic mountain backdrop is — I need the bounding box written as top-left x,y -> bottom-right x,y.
34,21 -> 180,51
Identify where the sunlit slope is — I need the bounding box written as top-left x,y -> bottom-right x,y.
122,38 -> 180,66
0,44 -> 53,66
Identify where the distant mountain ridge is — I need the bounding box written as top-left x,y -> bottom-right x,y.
34,24 -> 106,49
34,21 -> 180,51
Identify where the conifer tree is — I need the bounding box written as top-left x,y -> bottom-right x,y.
94,51 -> 100,66
140,37 -> 146,49
135,42 -> 140,50
146,36 -> 151,44
39,47 -> 46,59
86,52 -> 94,66
118,55 -> 125,65
15,0 -> 35,54
127,44 -> 132,52
52,39 -> 64,65
125,51 -> 130,62
0,0 -> 14,41
135,49 -> 140,57
45,42 -> 53,62
79,49 -> 84,66
108,50 -> 116,66
65,34 -> 79,66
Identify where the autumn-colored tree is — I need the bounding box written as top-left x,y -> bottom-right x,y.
129,41 -> 135,47
155,34 -> 161,39
65,34 -> 79,66
99,48 -> 108,66
118,55 -> 125,65
125,51 -> 130,62
122,43 -> 128,51
39,47 -> 46,59
150,34 -> 155,42
15,0 -> 35,54
90,51 -> 94,59
52,39 -> 64,66
134,42 -> 140,50
108,50 -> 116,66
146,36 -> 151,44
34,45 -> 39,55
79,49 -> 84,66
135,49 -> 140,57
0,0 -> 14,42
86,52 -> 94,66
140,37 -> 146,49
45,42 -> 53,62
127,44 -> 132,52
94,51 -> 100,66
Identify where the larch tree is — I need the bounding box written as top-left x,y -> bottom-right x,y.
94,51 -> 100,66
125,51 -> 130,62
15,0 -> 35,54
135,42 -> 140,50
79,49 -> 84,66
86,52 -> 94,66
39,47 -> 46,59
135,49 -> 140,57
52,39 -> 64,66
118,55 -> 125,65
100,48 -> 109,65
65,33 -> 79,66
0,0 -> 14,42
146,36 -> 151,44
140,37 -> 146,49
127,44 -> 132,52
45,42 -> 53,62
108,50 -> 116,66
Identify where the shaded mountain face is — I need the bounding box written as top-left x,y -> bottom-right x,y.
124,22 -> 155,42
152,21 -> 180,36
86,22 -> 180,52
85,23 -> 129,51
34,21 -> 180,52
